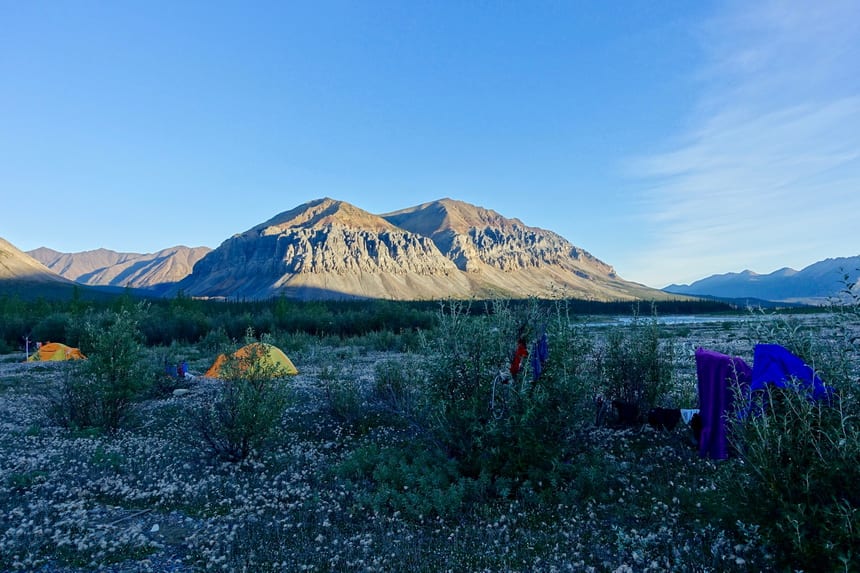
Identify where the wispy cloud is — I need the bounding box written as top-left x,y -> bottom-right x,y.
628,1 -> 860,287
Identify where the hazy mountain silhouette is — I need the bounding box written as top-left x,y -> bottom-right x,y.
664,256 -> 860,304
29,246 -> 211,289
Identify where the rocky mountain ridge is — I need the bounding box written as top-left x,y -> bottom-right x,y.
383,199 -> 615,274
182,199 -> 472,300
172,197 -> 670,301
7,198 -> 856,303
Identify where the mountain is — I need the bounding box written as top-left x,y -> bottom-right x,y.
381,198 -> 660,300
0,237 -> 90,299
0,238 -> 74,284
664,256 -> 860,304
174,198 -> 474,300
173,197 -> 676,301
29,246 -> 211,289
28,247 -> 141,281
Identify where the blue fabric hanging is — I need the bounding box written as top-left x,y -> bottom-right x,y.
750,344 -> 831,401
531,328 -> 549,380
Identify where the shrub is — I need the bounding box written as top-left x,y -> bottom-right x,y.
318,360 -> 364,428
193,342 -> 292,462
372,357 -> 426,422
49,365 -> 102,432
50,308 -> 149,432
272,330 -> 318,354
31,312 -> 71,345
416,300 -> 590,497
148,367 -> 187,399
729,384 -> 860,571
198,325 -> 232,354
728,300 -> 860,571
591,309 -> 675,416
336,442 -> 476,520
5,470 -> 49,493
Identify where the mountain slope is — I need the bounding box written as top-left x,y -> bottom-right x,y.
177,198 -> 473,300
1,238 -> 73,284
29,246 -> 211,289
0,237 -> 87,299
28,247 -> 142,281
176,197 -> 676,301
382,198 -> 662,300
664,256 -> 860,303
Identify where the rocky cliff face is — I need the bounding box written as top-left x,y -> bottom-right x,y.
176,197 -> 668,301
383,198 -> 615,273
378,198 -> 662,300
183,198 -> 472,299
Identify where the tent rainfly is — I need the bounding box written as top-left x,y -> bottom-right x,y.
27,342 -> 86,362
205,343 -> 298,378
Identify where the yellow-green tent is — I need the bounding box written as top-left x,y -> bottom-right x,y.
205,343 -> 298,378
27,342 -> 86,362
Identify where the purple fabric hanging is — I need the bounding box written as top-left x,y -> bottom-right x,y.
695,348 -> 752,460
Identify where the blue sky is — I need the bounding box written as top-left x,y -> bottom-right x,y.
2,1 -> 858,288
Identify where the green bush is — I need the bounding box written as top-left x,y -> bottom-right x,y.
372,357 -> 426,422
417,300 -> 590,497
5,470 -> 49,493
728,300 -> 860,571
197,325 -> 232,355
730,384 -> 860,571
336,442 -> 477,520
592,310 -> 675,415
272,330 -> 318,354
30,312 -> 71,345
148,369 -> 187,399
318,360 -> 364,427
192,342 -> 292,462
50,308 -> 149,432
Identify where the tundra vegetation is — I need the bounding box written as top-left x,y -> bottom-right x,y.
0,291 -> 857,572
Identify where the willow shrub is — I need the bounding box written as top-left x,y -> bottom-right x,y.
50,307 -> 150,432
193,343 -> 292,462
591,311 -> 675,416
336,441 -> 474,520
728,297 -> 860,571
418,300 -> 593,497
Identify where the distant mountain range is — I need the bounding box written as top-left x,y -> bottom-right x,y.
4,197 -> 674,302
6,197 -> 855,303
664,256 -> 860,304
29,246 -> 211,289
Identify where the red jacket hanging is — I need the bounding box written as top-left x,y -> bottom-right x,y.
510,339 -> 529,376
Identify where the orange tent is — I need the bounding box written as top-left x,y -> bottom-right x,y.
27,342 -> 86,362
205,343 -> 298,378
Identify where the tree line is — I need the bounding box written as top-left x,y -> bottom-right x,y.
0,291 -> 734,353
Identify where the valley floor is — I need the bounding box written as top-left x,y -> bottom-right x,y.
1,313 -> 851,572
